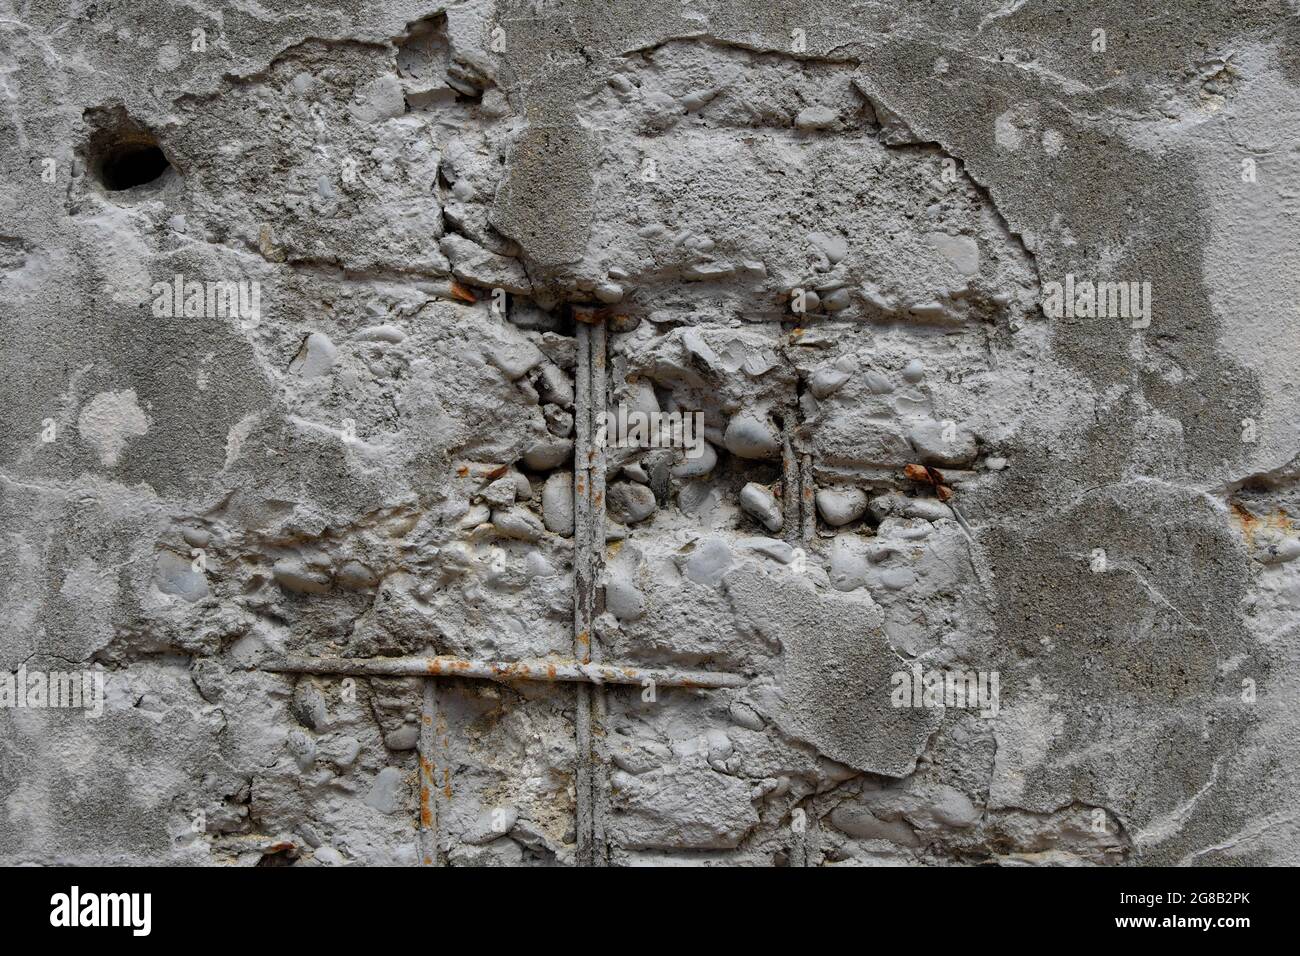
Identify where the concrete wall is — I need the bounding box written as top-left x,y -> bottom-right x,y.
1,0 -> 1297,865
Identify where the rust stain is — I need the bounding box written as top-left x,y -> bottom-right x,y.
1231,502 -> 1259,545
547,663 -> 557,680
449,280 -> 477,303
456,465 -> 469,477
1230,502 -> 1294,545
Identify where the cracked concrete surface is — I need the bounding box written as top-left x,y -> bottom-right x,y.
1,0 -> 1297,866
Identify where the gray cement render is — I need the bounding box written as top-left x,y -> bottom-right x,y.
0,0 -> 1296,865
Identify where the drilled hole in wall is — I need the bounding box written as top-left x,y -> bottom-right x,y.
98,141 -> 170,191
83,107 -> 173,192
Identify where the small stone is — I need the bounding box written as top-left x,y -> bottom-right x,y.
456,503 -> 491,528
510,470 -> 533,500
704,729 -> 733,769
795,107 -> 838,130
901,359 -> 926,383
743,537 -> 795,563
728,700 -> 765,731
181,526 -> 211,548
313,846 -> 347,866
364,766 -> 405,813
670,440 -> 718,478
273,557 -> 331,595
608,481 -> 657,524
904,498 -> 953,522
544,404 -> 574,436
485,339 -> 543,381
523,436 -> 573,470
542,472 -> 574,535
908,301 -> 950,320
821,287 -> 852,311
537,364 -> 574,408
723,414 -> 780,460
815,487 -> 869,526
810,366 -> 851,399
385,724 -> 419,750
595,280 -> 625,304
290,332 -> 337,378
605,575 -> 646,621
291,681 -> 329,730
479,475 -> 517,508
356,324 -> 406,343
336,560 -> 378,590
681,89 -> 716,111
739,482 -> 783,532
1255,529 -> 1300,565
868,493 -> 905,522
864,370 -> 894,394
440,234 -> 532,294
286,730 -> 316,772
492,507 -> 545,541
685,537 -> 732,587
154,550 -> 208,603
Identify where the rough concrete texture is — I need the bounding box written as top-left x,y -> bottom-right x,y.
1,0 -> 1297,866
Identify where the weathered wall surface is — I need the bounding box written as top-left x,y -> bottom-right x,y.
1,0 -> 1297,866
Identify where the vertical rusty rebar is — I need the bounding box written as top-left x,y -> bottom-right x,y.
417,676 -> 444,866
781,407 -> 800,543
572,312 -> 608,866
800,452 -> 815,543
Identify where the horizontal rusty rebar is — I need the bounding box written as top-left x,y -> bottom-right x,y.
264,655 -> 747,689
